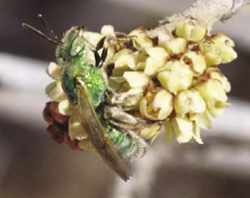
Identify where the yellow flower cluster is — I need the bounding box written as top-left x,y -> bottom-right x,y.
44,21 -> 237,151
107,21 -> 237,144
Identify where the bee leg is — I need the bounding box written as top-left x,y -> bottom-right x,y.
94,36 -> 108,68
94,50 -> 101,67
96,36 -> 106,51
100,48 -> 108,63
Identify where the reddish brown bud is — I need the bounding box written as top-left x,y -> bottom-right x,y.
46,123 -> 66,144
49,102 -> 69,124
64,136 -> 83,151
43,102 -> 55,124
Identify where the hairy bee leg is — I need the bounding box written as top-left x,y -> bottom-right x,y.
125,131 -> 148,160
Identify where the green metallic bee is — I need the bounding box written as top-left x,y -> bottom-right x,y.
22,15 -> 152,181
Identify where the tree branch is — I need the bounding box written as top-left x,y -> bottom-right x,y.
149,0 -> 249,37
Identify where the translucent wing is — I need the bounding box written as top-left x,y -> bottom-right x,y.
75,77 -> 131,181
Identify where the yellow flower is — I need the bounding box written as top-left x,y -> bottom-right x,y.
111,49 -> 133,76
199,41 -> 222,66
210,33 -> 235,48
175,21 -> 207,42
45,80 -> 67,102
68,112 -> 88,141
163,37 -> 187,55
46,62 -> 62,79
123,71 -> 150,88
139,122 -> 162,143
175,89 -> 206,116
195,79 -> 228,116
140,89 -> 173,120
100,25 -> 115,37
210,34 -> 237,63
157,61 -> 193,94
199,34 -> 237,65
192,111 -> 212,130
129,27 -> 153,49
165,116 -> 203,144
58,99 -> 74,116
182,51 -> 207,76
145,47 -> 170,63
144,47 -> 170,76
209,69 -> 231,93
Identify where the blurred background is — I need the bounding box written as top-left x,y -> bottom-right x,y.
0,0 -> 250,198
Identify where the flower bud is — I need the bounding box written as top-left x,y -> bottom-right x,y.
210,33 -> 235,48
195,79 -> 228,113
209,70 -> 231,93
175,21 -> 207,42
210,34 -> 237,63
123,71 -> 150,88
49,102 -> 69,124
113,49 -> 133,65
101,25 -> 115,37
139,122 -> 162,143
82,31 -> 103,47
199,41 -> 222,66
64,136 -> 82,151
45,80 -> 67,102
146,47 -> 170,63
129,27 -> 153,49
217,45 -> 237,64
164,38 -> 187,55
145,57 -> 163,76
43,102 -> 55,124
47,124 -> 65,144
175,89 -> 206,116
157,61 -> 193,94
46,62 -> 62,79
140,89 -> 173,120
58,99 -> 74,116
182,51 -> 206,75
144,47 -> 170,76
68,112 -> 88,141
165,116 -> 203,144
193,111 -> 212,130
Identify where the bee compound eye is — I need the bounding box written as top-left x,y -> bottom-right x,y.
70,37 -> 85,57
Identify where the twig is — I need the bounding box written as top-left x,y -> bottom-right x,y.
148,0 -> 249,37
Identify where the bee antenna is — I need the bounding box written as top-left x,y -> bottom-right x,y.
22,23 -> 62,45
37,14 -> 59,40
22,14 -> 63,45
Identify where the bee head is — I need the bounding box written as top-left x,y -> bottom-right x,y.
56,26 -> 88,66
22,15 -> 88,67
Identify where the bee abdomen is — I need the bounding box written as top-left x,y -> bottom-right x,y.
106,127 -> 148,161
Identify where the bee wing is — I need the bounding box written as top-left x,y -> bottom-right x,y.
75,77 -> 131,181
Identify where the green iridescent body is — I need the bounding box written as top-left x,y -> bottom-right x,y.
56,26 -> 147,164
57,26 -> 106,107
98,113 -> 146,160
62,64 -> 106,107
22,18 -> 149,180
